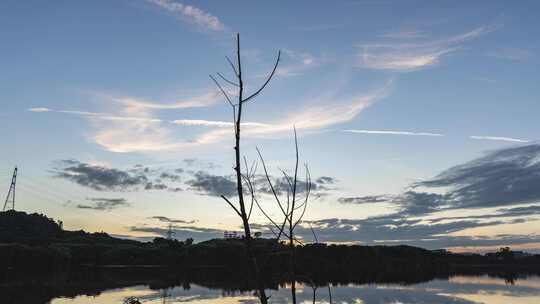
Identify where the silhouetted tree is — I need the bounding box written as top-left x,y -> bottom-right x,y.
498,246 -> 514,261
210,33 -> 280,304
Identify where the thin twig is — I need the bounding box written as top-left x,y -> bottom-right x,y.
256,147 -> 289,219
240,171 -> 290,240
243,157 -> 255,221
293,165 -> 310,230
209,75 -> 234,107
290,127 -> 300,229
217,72 -> 239,87
226,56 -> 239,77
279,168 -> 294,214
252,195 -> 291,239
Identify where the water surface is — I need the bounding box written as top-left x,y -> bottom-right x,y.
50,275 -> 540,304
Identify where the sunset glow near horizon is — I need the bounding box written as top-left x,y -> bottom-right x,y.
2,0 -> 540,252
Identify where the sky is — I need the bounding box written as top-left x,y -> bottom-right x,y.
1,0 -> 540,252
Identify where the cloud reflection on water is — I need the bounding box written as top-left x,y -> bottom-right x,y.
50,275 -> 540,304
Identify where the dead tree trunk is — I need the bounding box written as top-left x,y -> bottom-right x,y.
211,33 -> 280,304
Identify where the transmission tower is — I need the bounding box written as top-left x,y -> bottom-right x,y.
166,223 -> 175,240
3,167 -> 17,211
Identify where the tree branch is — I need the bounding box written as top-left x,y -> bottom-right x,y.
217,72 -> 239,87
293,165 -> 311,230
256,147 -> 289,219
209,75 -> 235,108
226,56 -> 239,78
221,195 -> 241,217
243,157 -> 256,221
242,50 -> 281,104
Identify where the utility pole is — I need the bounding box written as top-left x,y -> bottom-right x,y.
3,166 -> 17,211
166,223 -> 175,240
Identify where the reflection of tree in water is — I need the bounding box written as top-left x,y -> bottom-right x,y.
485,272 -> 528,286
6,266 -> 540,304
505,277 -> 516,285
183,281 -> 191,290
161,288 -> 171,304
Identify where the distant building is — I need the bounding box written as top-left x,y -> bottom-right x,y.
431,249 -> 449,254
223,231 -> 242,239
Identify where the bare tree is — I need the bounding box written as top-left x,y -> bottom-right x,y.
242,128 -> 312,304
328,284 -> 333,304
210,33 -> 280,304
308,279 -> 318,304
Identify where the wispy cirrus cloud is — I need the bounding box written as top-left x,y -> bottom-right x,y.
75,90 -> 224,153
192,83 -> 392,145
29,80 -> 391,153
290,23 -> 345,32
344,129 -> 444,137
357,26 -> 496,71
145,0 -> 225,32
29,103 -> 170,153
381,29 -> 426,39
112,90 -> 224,114
275,49 -> 323,77
488,48 -> 532,61
28,107 -> 163,123
470,135 -> 530,143
28,107 -> 52,112
29,109 -> 267,129
171,119 -> 270,128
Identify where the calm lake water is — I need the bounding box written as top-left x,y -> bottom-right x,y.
49,275 -> 540,304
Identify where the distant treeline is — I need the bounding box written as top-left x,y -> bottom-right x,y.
2,210 -> 540,280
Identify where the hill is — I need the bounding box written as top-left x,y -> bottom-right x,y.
2,210 -> 540,281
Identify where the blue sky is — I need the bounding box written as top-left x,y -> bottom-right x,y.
1,0 -> 540,252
